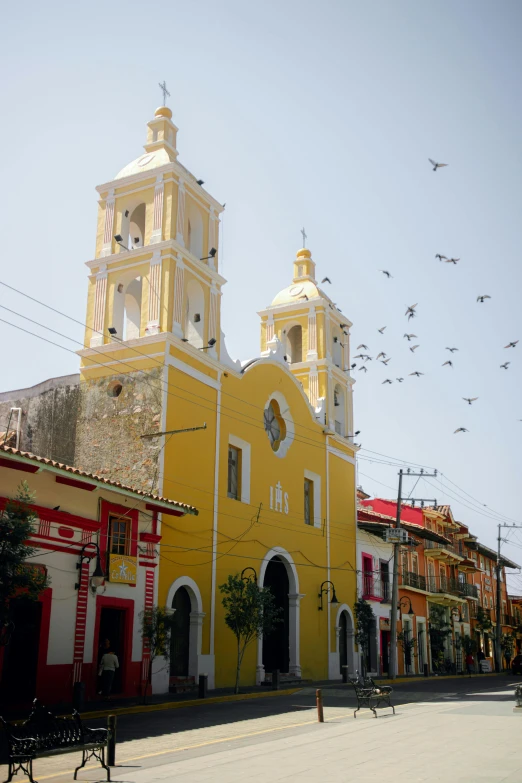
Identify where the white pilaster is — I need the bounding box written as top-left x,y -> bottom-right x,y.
101,190 -> 115,257
90,265 -> 108,347
208,285 -> 218,358
176,180 -> 186,246
208,208 -> 218,270
150,176 -> 164,245
327,367 -> 334,431
288,593 -> 304,677
308,364 -> 319,408
172,257 -> 185,338
146,252 -> 162,335
266,315 -> 274,344
307,306 -> 318,360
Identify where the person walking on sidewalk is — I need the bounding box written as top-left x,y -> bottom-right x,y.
465,652 -> 474,677
99,648 -> 119,700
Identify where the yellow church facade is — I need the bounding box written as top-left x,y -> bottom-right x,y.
77,105 -> 358,690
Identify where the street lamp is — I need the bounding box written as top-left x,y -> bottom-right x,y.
398,596 -> 415,615
318,580 -> 339,611
75,542 -> 104,594
241,567 -> 258,582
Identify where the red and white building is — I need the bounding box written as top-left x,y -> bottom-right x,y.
0,444 -> 197,709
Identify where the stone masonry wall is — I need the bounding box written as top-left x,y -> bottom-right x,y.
0,374 -> 80,465
74,369 -> 163,493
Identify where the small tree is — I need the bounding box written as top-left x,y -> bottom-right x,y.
354,598 -> 375,676
139,606 -> 176,703
397,629 -> 417,672
461,635 -> 478,656
428,605 -> 451,672
0,482 -> 49,645
500,633 -> 516,669
219,573 -> 282,694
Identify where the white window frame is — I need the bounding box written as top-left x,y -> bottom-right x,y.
228,434 -> 251,504
304,469 -> 321,529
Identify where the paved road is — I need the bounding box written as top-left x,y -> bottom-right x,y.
4,676 -> 521,782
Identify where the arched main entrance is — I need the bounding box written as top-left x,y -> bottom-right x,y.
336,605 -> 355,679
262,557 -> 290,673
170,587 -> 191,676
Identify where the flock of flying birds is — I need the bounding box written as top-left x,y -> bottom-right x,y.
320,158 -> 518,436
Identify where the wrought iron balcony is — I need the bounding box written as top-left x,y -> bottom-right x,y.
360,575 -> 390,602
424,539 -> 463,558
401,570 -> 427,591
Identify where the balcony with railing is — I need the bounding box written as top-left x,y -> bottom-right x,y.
361,574 -> 391,602
424,539 -> 465,561
402,570 -> 478,599
401,570 -> 427,592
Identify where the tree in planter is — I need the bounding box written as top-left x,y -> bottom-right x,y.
500,632 -> 516,670
139,606 -> 176,703
219,573 -> 282,694
0,482 -> 50,645
354,598 -> 376,676
397,629 -> 417,673
428,604 -> 452,673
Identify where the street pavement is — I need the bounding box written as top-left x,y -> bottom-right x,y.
3,675 -> 521,782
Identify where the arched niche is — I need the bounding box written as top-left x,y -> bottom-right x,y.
166,576 -> 205,680
286,325 -> 303,364
185,279 -> 205,348
129,203 -> 146,248
187,203 -> 204,260
333,383 -> 346,436
111,273 -> 143,341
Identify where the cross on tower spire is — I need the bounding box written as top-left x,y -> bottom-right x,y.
301,227 -> 307,247
158,80 -> 170,106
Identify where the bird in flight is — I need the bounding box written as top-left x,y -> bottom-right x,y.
445,258 -> 460,264
446,347 -> 458,353
505,340 -> 519,349
380,270 -> 393,278
378,326 -> 387,334
500,362 -> 510,369
353,354 -> 365,359
381,358 -> 391,365
299,294 -> 309,301
382,379 -> 393,385
410,344 -> 420,353
442,360 -> 453,368
463,397 -> 478,405
409,371 -> 424,377
351,363 -> 357,369
405,304 -> 417,320
357,344 -> 368,350
454,428 -> 468,434
340,323 -> 349,329
359,366 -> 368,373
429,158 -> 448,171
363,355 -> 373,362
376,352 -> 387,360
477,295 -> 491,303
404,333 -> 417,341
321,277 -> 331,284
435,254 -> 447,262
396,377 -> 404,382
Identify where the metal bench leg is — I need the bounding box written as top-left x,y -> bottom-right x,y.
74,750 -> 88,780
5,759 -> 36,783
353,704 -> 360,718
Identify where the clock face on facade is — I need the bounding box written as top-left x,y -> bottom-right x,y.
289,285 -> 303,297
264,399 -> 287,452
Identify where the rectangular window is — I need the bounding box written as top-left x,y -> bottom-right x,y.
363,555 -> 373,597
401,549 -> 409,577
480,556 -> 485,570
411,553 -> 419,575
380,560 -> 390,601
109,515 -> 130,555
485,560 -> 490,575
227,445 -> 241,500
471,551 -> 477,561
304,478 -> 314,525
439,564 -> 447,593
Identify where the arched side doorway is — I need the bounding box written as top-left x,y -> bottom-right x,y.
335,604 -> 355,680
166,577 -> 205,684
257,547 -> 302,683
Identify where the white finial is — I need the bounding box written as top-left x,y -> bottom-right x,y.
301,227 -> 307,247
158,80 -> 171,106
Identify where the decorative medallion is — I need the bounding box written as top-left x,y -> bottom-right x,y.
137,153 -> 155,167
289,285 -> 304,297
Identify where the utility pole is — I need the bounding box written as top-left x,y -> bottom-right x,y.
388,468 -> 438,680
494,522 -> 522,672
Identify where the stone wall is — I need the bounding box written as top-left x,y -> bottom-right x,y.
0,374 -> 80,465
75,369 -> 163,493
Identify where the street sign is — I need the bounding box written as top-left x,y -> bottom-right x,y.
384,528 -> 409,544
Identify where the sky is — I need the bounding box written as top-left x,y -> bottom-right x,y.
1,0 -> 522,589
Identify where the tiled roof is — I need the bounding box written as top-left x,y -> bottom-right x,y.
357,508 -> 450,544
0,445 -> 198,515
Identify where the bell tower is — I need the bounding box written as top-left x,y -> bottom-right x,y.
82,103 -> 225,358
258,247 -> 355,440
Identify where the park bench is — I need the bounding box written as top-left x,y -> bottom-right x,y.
349,672 -> 395,718
1,699 -> 110,783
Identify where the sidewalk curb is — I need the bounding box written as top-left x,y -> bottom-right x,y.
71,688 -> 302,720
374,672 -> 506,685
